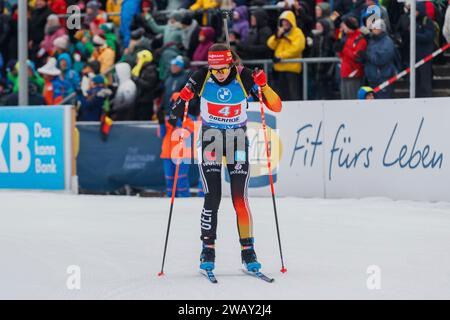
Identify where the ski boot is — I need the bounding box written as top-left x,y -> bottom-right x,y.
200,244 -> 215,271
241,238 -> 262,272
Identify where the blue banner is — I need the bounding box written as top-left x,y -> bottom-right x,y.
76,123 -> 199,193
0,106 -> 65,190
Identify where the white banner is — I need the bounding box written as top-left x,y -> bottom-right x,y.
222,98 -> 450,201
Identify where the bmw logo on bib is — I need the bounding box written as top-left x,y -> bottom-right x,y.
217,88 -> 232,102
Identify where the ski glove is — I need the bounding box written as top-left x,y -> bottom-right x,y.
179,85 -> 195,102
253,69 -> 267,87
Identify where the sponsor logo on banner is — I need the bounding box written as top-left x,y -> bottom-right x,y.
0,106 -> 65,189
225,111 -> 282,188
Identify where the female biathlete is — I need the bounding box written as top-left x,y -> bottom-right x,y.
169,43 -> 282,274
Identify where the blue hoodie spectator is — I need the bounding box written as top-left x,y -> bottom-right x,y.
57,53 -> 81,97
120,0 -> 142,48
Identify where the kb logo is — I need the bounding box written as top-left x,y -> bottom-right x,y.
0,123 -> 31,173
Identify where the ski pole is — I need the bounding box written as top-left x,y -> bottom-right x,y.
257,84 -> 287,274
221,9 -> 232,48
158,99 -> 190,277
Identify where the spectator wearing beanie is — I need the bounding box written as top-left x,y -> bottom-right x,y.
53,35 -> 70,57
29,0 -> 53,61
192,26 -> 215,63
180,14 -> 200,60
39,14 -> 67,57
161,55 -> 190,112
267,10 -> 306,101
333,15 -> 367,100
361,19 -> 396,99
235,8 -> 272,60
357,86 -> 375,99
85,0 -> 107,35
131,50 -> 159,120
91,34 -> 115,74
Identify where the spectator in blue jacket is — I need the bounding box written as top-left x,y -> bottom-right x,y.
362,19 -> 396,99
57,53 -> 81,98
120,0 -> 142,48
161,55 -> 190,112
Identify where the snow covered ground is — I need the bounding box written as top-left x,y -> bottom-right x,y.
1,191 -> 450,300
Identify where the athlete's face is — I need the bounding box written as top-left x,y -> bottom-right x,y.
209,64 -> 231,82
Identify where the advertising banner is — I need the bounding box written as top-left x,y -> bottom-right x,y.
0,106 -> 71,190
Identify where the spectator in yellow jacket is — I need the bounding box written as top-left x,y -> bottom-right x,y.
106,0 -> 122,26
91,35 -> 116,75
267,10 -> 305,101
189,0 -> 219,26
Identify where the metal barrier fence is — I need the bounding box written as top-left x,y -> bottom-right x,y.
63,57 -> 340,106
192,57 -> 341,100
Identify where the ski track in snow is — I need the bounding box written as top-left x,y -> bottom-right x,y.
1,191 -> 450,299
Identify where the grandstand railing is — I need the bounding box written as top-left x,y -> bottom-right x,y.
192,57 -> 341,100
62,57 -> 340,105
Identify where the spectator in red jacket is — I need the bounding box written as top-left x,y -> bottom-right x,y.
48,0 -> 68,25
333,15 -> 367,100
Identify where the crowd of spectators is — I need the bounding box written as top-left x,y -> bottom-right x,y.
0,0 -> 449,121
